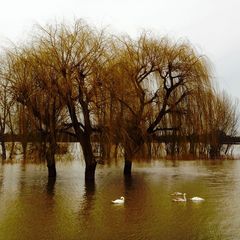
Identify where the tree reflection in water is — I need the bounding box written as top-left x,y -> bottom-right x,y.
79,180 -> 96,216
46,177 -> 56,196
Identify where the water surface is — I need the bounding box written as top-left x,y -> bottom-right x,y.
1,159 -> 240,239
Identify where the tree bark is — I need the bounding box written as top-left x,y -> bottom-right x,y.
74,134 -> 97,181
46,173 -> 56,195
9,142 -> 15,159
46,139 -> 57,178
124,159 -> 132,176
1,141 -> 6,160
81,135 -> 97,181
47,162 -> 57,178
209,145 -> 221,159
22,141 -> 27,160
67,97 -> 97,181
85,161 -> 97,181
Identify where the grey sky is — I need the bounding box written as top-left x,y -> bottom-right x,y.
1,0 -> 239,99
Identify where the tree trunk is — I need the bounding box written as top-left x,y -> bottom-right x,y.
66,96 -> 97,181
46,108 -> 58,178
85,161 -> 97,180
189,141 -> 195,155
1,141 -> 6,160
46,141 -> 57,178
47,162 -> 57,178
209,145 -> 221,159
123,140 -> 141,176
9,142 -> 15,159
22,141 -> 27,160
80,134 -> 97,181
124,159 -> 132,176
46,174 -> 56,195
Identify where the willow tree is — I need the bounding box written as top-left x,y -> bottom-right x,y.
26,21 -> 108,180
4,46 -> 65,177
181,88 -> 239,158
109,34 -> 211,175
204,90 -> 239,158
105,34 -> 159,174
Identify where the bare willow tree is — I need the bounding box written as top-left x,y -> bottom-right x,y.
205,90 -> 239,158
4,46 -> 65,176
148,83 -> 239,159
105,34 -> 160,174
107,33 -> 212,175
28,21 -> 108,180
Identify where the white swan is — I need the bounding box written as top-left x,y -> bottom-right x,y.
190,196 -> 204,202
172,193 -> 187,202
171,192 -> 184,196
112,196 -> 125,204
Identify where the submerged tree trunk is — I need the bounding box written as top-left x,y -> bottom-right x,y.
46,127 -> 57,178
66,96 -> 97,181
123,138 -> 144,176
22,141 -> 27,160
9,142 -> 15,159
83,150 -> 97,181
80,133 -> 97,181
209,145 -> 221,159
1,140 -> 6,160
85,161 -> 97,180
189,140 -> 195,156
46,148 -> 57,178
47,164 -> 56,178
123,148 -> 134,176
46,176 -> 56,195
124,159 -> 132,176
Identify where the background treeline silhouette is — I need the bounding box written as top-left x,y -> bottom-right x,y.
0,20 -> 238,180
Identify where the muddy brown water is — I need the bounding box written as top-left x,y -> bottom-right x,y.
1,159 -> 240,239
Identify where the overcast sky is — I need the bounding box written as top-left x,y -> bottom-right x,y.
0,0 -> 239,99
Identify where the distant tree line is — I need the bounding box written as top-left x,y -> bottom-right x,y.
0,20 -> 238,181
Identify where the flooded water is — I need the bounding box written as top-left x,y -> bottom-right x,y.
1,159 -> 240,240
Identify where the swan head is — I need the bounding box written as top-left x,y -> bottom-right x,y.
120,196 -> 125,200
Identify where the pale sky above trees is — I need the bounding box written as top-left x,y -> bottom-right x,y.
0,0 -> 239,98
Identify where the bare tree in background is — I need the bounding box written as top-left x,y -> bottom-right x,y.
206,90 -> 239,158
